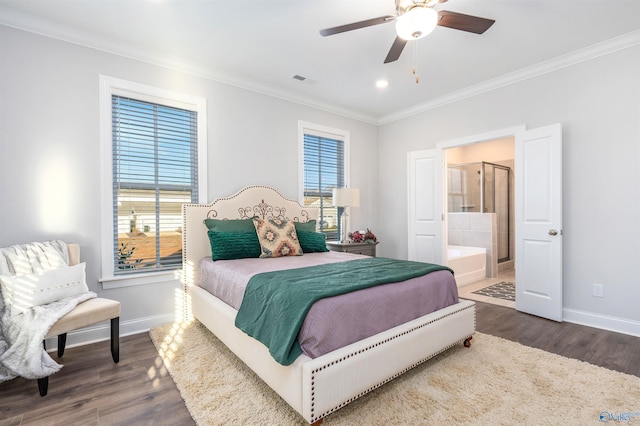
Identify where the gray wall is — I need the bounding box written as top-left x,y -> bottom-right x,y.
0,27 -> 379,341
1,25 -> 638,340
377,45 -> 640,334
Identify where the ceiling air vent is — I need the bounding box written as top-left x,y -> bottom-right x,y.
292,74 -> 307,82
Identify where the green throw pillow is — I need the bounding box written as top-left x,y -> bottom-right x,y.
297,231 -> 329,253
294,220 -> 317,232
204,218 -> 256,232
207,231 -> 261,260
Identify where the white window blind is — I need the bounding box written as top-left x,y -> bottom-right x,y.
302,133 -> 345,240
112,95 -> 198,274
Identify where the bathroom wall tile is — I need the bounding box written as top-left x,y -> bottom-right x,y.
459,213 -> 472,230
448,230 -> 462,246
469,213 -> 489,230
465,231 -> 492,248
447,213 -> 460,231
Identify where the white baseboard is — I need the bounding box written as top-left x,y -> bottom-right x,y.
563,308 -> 640,338
44,307 -> 640,352
44,312 -> 176,352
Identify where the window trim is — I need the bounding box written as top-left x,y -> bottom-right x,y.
99,75 -> 207,288
297,121 -> 350,238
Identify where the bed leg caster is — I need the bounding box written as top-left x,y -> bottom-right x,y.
463,336 -> 473,348
310,419 -> 323,426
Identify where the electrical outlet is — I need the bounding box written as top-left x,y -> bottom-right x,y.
592,283 -> 604,298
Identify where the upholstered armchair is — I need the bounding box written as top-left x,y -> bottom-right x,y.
0,242 -> 121,396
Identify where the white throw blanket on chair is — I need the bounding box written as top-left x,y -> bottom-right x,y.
0,241 -> 96,382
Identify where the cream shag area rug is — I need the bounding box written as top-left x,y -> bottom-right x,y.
150,321 -> 640,425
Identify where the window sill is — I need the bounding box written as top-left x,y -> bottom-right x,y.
100,270 -> 182,289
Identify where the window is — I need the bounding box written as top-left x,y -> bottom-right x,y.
100,76 -> 207,287
447,165 -> 466,212
298,122 -> 349,241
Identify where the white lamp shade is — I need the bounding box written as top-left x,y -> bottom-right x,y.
395,7 -> 438,40
332,187 -> 360,207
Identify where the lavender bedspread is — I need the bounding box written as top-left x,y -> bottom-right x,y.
197,252 -> 458,359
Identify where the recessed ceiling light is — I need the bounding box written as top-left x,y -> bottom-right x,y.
376,79 -> 389,89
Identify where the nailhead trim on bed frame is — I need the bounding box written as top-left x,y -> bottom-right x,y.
308,302 -> 476,423
183,186 -> 475,424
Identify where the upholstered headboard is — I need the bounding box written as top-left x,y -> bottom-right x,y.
182,185 -> 319,287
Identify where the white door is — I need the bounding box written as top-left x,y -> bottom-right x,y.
515,123 -> 563,321
407,149 -> 444,264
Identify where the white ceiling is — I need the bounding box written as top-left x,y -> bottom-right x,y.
1,0 -> 639,123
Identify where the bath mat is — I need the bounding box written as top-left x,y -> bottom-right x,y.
472,281 -> 515,301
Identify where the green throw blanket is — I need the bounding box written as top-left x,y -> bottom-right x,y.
234,257 -> 453,365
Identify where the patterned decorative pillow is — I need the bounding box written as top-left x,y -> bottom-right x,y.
252,218 -> 303,258
297,231 -> 329,253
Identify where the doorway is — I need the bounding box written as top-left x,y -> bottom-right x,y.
443,138 -> 516,308
407,123 -> 563,320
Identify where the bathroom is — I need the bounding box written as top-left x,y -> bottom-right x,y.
445,138 -> 515,290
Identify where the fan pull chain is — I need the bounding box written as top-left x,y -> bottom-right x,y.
412,42 -> 419,84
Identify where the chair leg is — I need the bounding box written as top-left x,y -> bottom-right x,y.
111,317 -> 120,363
38,319 -> 117,397
57,333 -> 67,358
37,377 -> 48,396
37,341 -> 49,396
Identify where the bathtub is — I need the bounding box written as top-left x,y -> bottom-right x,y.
447,245 -> 487,286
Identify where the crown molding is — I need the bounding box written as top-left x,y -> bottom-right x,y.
378,30 -> 640,125
1,6 -> 637,127
0,5 -> 379,125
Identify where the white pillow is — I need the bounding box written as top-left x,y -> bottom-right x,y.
0,262 -> 89,315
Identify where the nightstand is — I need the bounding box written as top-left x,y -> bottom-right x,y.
326,241 -> 378,257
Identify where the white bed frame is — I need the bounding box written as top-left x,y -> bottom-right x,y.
183,185 -> 475,424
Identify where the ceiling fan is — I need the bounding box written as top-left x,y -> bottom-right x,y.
319,0 -> 495,64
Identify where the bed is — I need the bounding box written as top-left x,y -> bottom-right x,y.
182,185 -> 475,424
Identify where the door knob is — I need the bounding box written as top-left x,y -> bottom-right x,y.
548,229 -> 558,236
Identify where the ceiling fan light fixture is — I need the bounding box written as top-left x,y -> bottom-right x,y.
395,7 -> 438,41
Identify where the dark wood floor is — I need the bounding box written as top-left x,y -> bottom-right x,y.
474,302 -> 640,377
1,301 -> 638,425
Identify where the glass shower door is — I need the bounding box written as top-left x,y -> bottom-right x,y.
494,166 -> 510,262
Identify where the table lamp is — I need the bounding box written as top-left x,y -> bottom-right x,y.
332,187 -> 360,243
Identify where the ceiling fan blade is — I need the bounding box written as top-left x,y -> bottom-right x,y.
437,10 -> 495,34
320,15 -> 395,36
384,36 -> 408,64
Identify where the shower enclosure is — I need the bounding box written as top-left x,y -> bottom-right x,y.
448,161 -> 511,263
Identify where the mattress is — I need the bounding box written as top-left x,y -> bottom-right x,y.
197,252 -> 459,358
